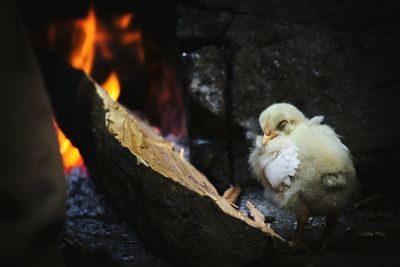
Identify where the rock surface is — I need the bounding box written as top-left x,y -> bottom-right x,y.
181,46 -> 232,192
178,0 -> 400,191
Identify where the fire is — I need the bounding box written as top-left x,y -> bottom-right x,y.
102,71 -> 120,101
54,70 -> 120,172
54,121 -> 83,173
69,8 -> 96,74
50,6 -> 138,172
114,13 -> 133,29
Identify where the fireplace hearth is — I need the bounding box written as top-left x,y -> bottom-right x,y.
4,0 -> 400,266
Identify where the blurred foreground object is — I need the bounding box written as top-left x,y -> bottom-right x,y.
0,1 -> 66,266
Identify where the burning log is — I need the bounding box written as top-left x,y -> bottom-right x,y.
38,51 -> 287,266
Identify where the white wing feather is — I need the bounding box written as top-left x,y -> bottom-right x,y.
308,115 -> 324,126
257,136 -> 299,189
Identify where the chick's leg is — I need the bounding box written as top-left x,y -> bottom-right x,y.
320,213 -> 339,252
290,205 -> 313,252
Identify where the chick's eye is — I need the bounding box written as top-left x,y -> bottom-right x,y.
277,120 -> 288,130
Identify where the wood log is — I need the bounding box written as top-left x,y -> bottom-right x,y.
38,51 -> 288,266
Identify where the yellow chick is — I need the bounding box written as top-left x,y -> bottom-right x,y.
249,103 -> 359,251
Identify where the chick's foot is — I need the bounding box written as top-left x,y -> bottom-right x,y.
320,213 -> 339,252
290,206 -> 313,253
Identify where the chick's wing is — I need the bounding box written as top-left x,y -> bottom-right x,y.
258,137 -> 299,189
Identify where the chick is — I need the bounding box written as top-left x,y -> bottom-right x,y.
249,103 -> 358,251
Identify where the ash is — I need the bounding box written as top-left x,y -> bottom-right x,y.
65,167 -> 168,266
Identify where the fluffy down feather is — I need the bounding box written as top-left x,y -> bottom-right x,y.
254,135 -> 299,189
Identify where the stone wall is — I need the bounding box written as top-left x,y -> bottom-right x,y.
178,0 -> 400,192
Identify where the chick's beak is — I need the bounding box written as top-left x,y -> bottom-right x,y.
262,128 -> 278,145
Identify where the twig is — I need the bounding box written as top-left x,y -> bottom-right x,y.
222,186 -> 242,204
246,201 -> 265,225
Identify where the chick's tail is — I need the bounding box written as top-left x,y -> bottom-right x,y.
321,173 -> 347,191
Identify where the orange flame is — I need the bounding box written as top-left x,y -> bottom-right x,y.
122,31 -> 141,44
101,71 -> 120,101
114,13 -> 133,29
69,7 -> 96,74
53,7 -> 98,172
55,121 -> 83,172
50,7 -> 138,172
